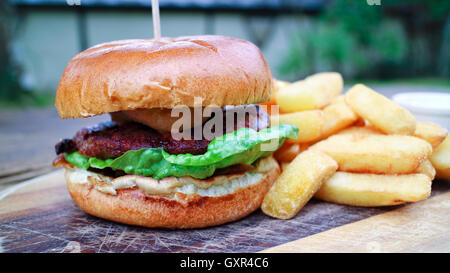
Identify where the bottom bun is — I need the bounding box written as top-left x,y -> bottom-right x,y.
65,156 -> 280,229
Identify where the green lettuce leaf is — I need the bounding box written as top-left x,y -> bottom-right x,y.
64,124 -> 298,179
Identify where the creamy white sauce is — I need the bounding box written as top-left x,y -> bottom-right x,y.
175,173 -> 263,197
66,156 -> 277,197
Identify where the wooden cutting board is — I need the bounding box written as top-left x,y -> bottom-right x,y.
0,170 -> 449,253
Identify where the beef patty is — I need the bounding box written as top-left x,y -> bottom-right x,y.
56,105 -> 269,159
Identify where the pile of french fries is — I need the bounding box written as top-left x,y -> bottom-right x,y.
261,73 -> 449,219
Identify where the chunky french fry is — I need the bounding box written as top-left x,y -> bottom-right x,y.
310,134 -> 432,174
275,72 -> 343,112
315,172 -> 432,207
414,121 -> 448,149
273,142 -> 300,163
337,125 -> 383,135
274,79 -> 291,92
261,79 -> 290,106
431,136 -> 450,179
321,96 -> 358,139
271,110 -> 324,143
275,82 -> 315,111
345,84 -> 416,135
260,79 -> 289,115
416,159 -> 436,180
304,72 -> 343,101
262,150 -> 338,219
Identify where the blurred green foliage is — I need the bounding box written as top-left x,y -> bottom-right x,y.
279,0 -> 450,80
0,2 -> 22,99
0,1 -> 53,108
0,92 -> 54,108
394,0 -> 450,20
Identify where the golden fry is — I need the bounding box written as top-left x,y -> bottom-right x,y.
271,110 -> 324,143
345,84 -> 416,135
315,172 -> 432,207
337,125 -> 383,136
415,159 -> 436,180
320,96 -> 358,139
262,150 -> 338,219
260,79 -> 290,106
414,121 -> 448,149
273,142 -> 300,163
310,134 -> 432,174
275,72 -> 343,112
431,136 -> 450,179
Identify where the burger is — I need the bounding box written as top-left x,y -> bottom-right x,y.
53,35 -> 298,229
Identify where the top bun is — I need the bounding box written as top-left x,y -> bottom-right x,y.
55,35 -> 273,118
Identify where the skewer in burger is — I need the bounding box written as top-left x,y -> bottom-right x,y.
53,35 -> 298,228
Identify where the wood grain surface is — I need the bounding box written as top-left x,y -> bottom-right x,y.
0,170 -> 448,253
263,191 -> 450,253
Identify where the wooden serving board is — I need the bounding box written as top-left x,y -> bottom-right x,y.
0,170 -> 449,253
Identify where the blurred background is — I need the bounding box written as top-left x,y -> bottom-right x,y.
2,0 -> 450,103
0,0 -> 449,188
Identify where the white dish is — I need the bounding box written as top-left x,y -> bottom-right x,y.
392,92 -> 450,129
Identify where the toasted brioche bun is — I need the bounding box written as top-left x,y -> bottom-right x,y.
56,35 -> 273,119
65,156 -> 280,229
